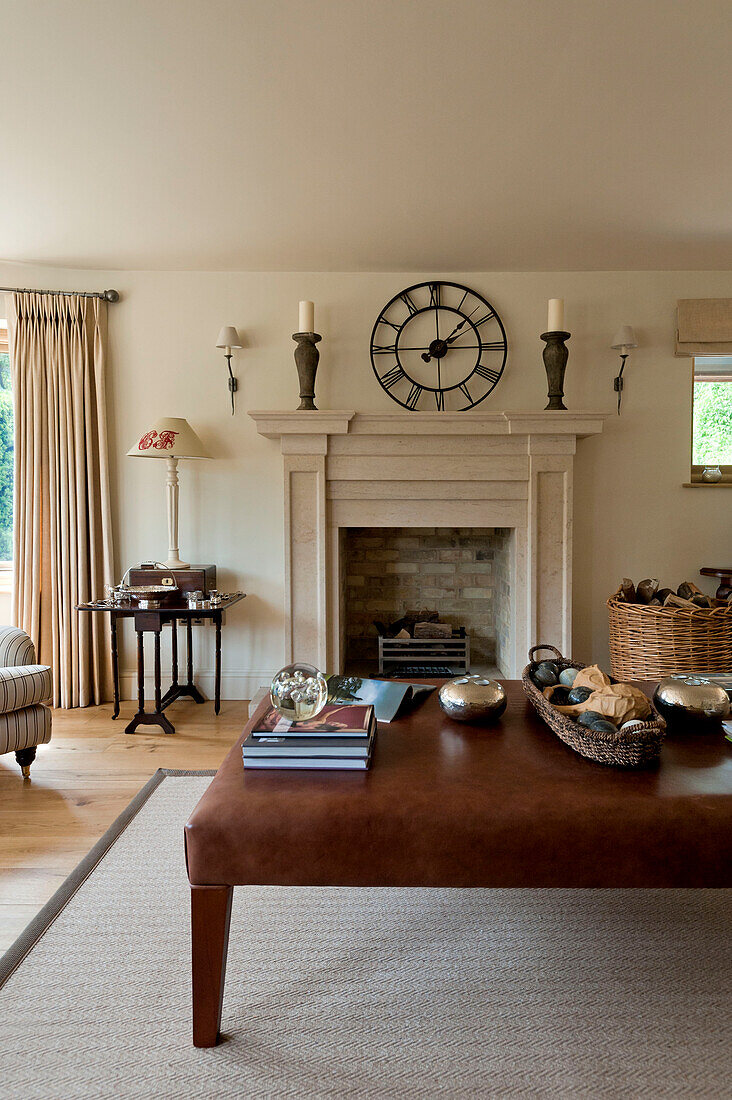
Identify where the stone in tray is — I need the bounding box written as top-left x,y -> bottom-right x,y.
532,660 -> 559,687
577,710 -> 614,730
567,685 -> 592,705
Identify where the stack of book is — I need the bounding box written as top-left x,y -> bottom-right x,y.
242,702 -> 376,770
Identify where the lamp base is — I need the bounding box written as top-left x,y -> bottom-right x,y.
165,555 -> 190,570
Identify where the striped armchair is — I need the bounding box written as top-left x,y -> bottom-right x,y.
0,627 -> 52,778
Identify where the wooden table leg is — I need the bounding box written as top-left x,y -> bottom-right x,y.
162,616 -> 205,709
126,624 -> 175,735
110,615 -> 120,719
191,884 -> 233,1048
161,618 -> 180,709
187,618 -> 194,686
136,631 -> 145,713
154,629 -> 162,713
172,618 -> 179,682
215,613 -> 222,716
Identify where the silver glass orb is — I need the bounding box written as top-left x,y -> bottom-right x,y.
653,675 -> 730,730
438,675 -> 507,723
270,663 -> 328,722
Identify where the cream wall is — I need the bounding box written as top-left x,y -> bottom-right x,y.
2,264 -> 731,696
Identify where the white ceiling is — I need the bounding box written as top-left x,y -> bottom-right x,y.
1,0 -> 730,271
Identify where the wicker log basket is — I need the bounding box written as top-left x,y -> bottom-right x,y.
607,594 -> 732,680
522,645 -> 666,768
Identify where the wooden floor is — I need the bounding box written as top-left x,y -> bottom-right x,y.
0,699 -> 248,955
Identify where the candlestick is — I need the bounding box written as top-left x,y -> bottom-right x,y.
547,298 -> 564,331
292,331 -> 322,410
299,300 -> 315,333
540,330 -> 571,410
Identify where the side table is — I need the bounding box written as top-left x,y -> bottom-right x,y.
76,595 -> 246,734
700,567 -> 732,603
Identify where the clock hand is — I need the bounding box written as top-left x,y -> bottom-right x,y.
443,305 -> 482,343
421,303 -> 486,362
446,327 -> 474,345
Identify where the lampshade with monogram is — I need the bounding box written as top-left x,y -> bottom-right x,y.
127,417 -> 211,568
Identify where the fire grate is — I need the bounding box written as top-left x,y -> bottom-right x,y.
378,630 -> 470,676
385,664 -> 456,678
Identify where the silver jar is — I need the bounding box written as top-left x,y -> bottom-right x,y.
653,675 -> 730,730
438,676 -> 507,723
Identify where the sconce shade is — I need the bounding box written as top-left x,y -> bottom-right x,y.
216,326 -> 243,349
127,417 -> 212,459
611,326 -> 638,350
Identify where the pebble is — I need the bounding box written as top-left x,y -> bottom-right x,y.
567,686 -> 592,705
559,667 -> 581,687
533,661 -> 559,686
577,710 -> 605,728
591,719 -> 619,734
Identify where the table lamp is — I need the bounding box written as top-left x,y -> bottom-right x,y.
127,417 -> 211,569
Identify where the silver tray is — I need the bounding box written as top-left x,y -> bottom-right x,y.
125,584 -> 179,600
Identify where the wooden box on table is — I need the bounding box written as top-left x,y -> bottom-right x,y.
128,564 -> 217,603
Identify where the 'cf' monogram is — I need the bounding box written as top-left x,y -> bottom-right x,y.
138,430 -> 179,450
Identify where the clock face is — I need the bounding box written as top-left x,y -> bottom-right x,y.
370,281 -> 507,411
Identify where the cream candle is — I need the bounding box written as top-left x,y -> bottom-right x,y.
299,300 -> 315,332
547,298 -> 564,331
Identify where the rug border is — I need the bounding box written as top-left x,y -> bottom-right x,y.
0,768 -> 216,991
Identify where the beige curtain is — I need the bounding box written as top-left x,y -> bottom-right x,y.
7,292 -> 114,707
676,298 -> 732,356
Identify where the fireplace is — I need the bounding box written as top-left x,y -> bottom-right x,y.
342,526 -> 513,674
251,410 -> 606,677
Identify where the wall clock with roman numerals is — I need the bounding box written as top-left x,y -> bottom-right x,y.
370,281 -> 508,411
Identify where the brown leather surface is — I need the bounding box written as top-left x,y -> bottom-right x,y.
185,682 -> 732,888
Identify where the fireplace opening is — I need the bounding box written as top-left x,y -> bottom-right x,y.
341,527 -> 512,677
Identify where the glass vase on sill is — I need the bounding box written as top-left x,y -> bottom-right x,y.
701,465 -> 723,483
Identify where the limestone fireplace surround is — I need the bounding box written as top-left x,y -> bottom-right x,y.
250,411 -> 606,678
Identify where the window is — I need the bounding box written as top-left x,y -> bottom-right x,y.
0,319 -> 12,565
691,357 -> 732,482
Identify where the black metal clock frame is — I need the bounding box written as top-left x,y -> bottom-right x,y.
370,280 -> 508,411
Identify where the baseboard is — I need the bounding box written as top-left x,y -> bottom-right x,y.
118,668 -> 277,702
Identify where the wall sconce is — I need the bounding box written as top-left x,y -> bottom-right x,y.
216,326 -> 243,415
610,326 -> 638,414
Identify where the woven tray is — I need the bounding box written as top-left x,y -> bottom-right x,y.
607,594 -> 732,680
522,645 -> 666,768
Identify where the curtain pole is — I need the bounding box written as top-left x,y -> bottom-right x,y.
0,286 -> 119,302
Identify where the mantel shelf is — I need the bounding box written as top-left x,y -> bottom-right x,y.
249,409 -> 609,439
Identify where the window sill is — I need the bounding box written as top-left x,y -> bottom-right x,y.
683,482 -> 732,488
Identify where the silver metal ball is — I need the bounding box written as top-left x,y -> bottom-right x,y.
438,675 -> 507,723
653,675 -> 730,730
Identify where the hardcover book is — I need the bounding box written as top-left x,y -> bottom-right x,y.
252,702 -> 374,738
243,720 -> 375,759
242,754 -> 372,771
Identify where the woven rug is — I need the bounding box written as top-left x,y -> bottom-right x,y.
0,771 -> 729,1099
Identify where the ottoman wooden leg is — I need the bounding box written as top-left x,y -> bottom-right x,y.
191,884 -> 233,1047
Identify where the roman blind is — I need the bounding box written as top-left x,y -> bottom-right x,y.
676,298 -> 732,356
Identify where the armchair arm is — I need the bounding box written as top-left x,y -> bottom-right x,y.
0,627 -> 37,668
0,664 -> 52,714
